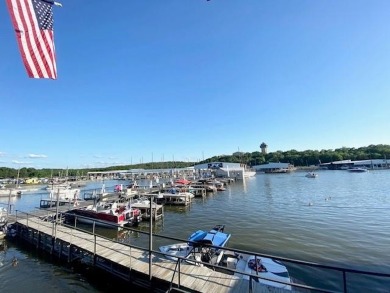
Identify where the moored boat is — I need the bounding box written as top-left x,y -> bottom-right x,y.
159,188 -> 193,205
159,224 -> 231,266
45,182 -> 72,191
40,188 -> 82,208
0,186 -> 22,197
64,201 -> 141,228
348,167 -> 368,173
225,253 -> 292,290
305,172 -> 318,178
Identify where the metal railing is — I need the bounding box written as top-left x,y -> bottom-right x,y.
11,210 -> 390,293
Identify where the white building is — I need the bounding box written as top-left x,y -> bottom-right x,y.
319,159 -> 390,170
193,162 -> 249,179
252,162 -> 295,173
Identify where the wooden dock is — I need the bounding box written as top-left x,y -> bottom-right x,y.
9,212 -> 290,293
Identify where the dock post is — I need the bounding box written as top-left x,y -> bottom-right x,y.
51,221 -> 55,254
149,195 -> 153,280
178,260 -> 181,288
343,271 -> 348,293
68,243 -> 72,262
93,221 -> 97,266
128,245 -> 132,281
37,232 -> 41,249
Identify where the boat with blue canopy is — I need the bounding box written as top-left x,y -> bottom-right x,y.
159,224 -> 231,266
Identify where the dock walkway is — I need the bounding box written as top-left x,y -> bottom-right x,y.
11,214 -> 284,293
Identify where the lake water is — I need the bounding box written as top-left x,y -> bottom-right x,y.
1,170 -> 389,292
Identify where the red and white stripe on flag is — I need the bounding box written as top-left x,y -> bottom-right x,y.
6,0 -> 57,79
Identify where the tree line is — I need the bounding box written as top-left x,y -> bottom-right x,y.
1,144 -> 389,179
208,144 -> 390,167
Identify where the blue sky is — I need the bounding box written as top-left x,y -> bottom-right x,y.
1,0 -> 389,169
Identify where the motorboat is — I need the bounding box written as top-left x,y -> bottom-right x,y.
206,178 -> 226,191
130,201 -> 164,220
64,201 -> 142,228
226,253 -> 291,290
45,182 -> 72,191
159,188 -> 194,205
348,167 -> 368,173
40,188 -> 82,208
305,172 -> 318,178
159,225 -> 231,266
0,186 -> 21,197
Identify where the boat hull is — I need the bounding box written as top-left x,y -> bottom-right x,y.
64,207 -> 141,229
234,254 -> 291,290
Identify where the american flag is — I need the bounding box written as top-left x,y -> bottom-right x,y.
6,0 -> 57,79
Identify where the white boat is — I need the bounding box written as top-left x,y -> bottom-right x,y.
159,225 -> 231,266
204,179 -> 226,191
130,201 -> 163,220
0,189 -> 18,197
305,172 -> 318,178
348,167 -> 368,173
0,207 -> 8,228
40,188 -> 82,208
45,183 -> 72,190
0,185 -> 22,197
159,188 -> 193,205
227,253 -> 292,290
50,188 -> 81,198
0,207 -> 8,240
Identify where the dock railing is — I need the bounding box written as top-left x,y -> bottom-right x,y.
0,202 -> 15,214
11,210 -> 390,293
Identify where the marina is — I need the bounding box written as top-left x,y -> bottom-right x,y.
2,0 -> 390,291
0,170 -> 390,292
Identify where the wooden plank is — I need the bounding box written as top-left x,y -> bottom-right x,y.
206,271 -> 232,284
152,262 -> 176,280
14,219 -> 245,293
126,258 -> 150,274
177,263 -> 203,288
183,266 -> 211,292
202,272 -> 235,293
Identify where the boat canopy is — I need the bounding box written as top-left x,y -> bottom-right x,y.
188,228 -> 231,247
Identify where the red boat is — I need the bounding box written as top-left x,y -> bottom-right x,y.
64,202 -> 141,228
175,179 -> 191,185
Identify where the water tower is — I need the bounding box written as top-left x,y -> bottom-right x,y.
260,142 -> 268,154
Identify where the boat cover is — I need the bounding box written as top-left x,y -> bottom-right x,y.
188,229 -> 230,247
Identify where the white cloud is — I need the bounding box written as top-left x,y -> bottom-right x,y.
27,154 -> 48,158
0,152 -> 6,157
12,160 -> 32,165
